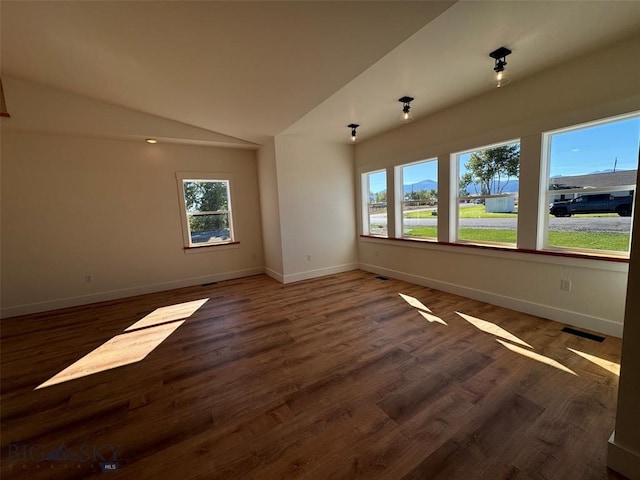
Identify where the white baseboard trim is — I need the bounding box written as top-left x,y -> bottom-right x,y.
359,263 -> 623,338
1,267 -> 265,319
283,263 -> 358,284
265,268 -> 284,283
608,432 -> 640,480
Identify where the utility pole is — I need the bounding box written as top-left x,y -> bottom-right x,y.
613,157 -> 617,173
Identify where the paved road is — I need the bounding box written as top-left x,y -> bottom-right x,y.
371,212 -> 631,233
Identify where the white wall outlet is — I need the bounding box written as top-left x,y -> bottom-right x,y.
560,279 -> 571,291
306,254 -> 311,262
85,275 -> 92,283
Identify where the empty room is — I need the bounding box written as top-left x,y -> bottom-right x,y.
1,1 -> 640,479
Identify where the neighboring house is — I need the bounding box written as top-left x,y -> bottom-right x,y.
549,170 -> 637,202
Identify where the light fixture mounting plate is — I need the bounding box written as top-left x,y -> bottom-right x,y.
489,46 -> 511,60
398,96 -> 414,104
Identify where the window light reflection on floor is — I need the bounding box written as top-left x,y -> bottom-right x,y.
125,298 -> 209,331
456,311 -> 532,348
400,293 -> 447,325
35,298 -> 209,390
568,347 -> 620,376
497,339 -> 577,376
418,310 -> 448,325
399,293 -> 431,312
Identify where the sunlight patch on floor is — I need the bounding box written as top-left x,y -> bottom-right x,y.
36,298 -> 208,389
456,311 -> 532,348
568,347 -> 620,376
418,310 -> 447,325
497,339 -> 577,376
399,293 -> 431,312
36,321 -> 185,389
125,298 -> 209,331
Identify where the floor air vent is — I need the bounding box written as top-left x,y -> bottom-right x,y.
375,276 -> 389,281
201,282 -> 218,287
561,327 -> 605,343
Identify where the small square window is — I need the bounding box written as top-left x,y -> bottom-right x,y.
177,174 -> 235,248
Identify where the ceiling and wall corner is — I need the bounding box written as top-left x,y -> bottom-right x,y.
2,1 -> 639,146
0,0 -> 454,145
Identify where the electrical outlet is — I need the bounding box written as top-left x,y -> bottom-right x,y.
85,275 -> 92,283
306,254 -> 311,262
560,279 -> 571,291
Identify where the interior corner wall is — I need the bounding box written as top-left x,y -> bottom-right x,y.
1,132 -> 264,318
608,197 -> 640,479
273,135 -> 357,283
257,138 -> 284,281
355,34 -> 640,337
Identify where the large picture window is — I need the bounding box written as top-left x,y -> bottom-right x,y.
177,174 -> 235,247
399,158 -> 438,240
543,113 -> 639,255
456,141 -> 520,246
363,170 -> 387,237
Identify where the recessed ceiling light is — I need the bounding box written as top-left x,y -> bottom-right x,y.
145,138 -> 158,144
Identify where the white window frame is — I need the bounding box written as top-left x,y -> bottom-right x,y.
176,172 -> 236,248
540,112 -> 639,256
397,158 -> 438,241
454,139 -> 521,247
362,169 -> 388,237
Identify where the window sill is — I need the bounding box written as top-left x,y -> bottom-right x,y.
359,235 -> 629,264
184,241 -> 240,254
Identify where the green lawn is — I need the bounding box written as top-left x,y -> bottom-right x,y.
405,226 -> 630,251
548,231 -> 630,251
406,204 -> 621,219
405,205 -> 518,219
458,205 -> 518,219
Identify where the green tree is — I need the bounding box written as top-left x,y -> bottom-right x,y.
184,181 -> 228,212
374,190 -> 387,203
405,189 -> 437,202
460,145 -> 520,196
184,181 -> 229,233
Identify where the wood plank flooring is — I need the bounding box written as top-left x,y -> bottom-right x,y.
0,270 -> 627,479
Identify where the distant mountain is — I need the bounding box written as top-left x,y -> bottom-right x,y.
403,179 -> 438,194
463,179 -> 519,195
552,168 -> 635,178
403,178 -> 519,195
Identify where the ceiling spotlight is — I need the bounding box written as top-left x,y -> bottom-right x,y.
1,78 -> 10,118
145,138 -> 158,144
489,46 -> 512,88
347,123 -> 359,144
399,96 -> 414,122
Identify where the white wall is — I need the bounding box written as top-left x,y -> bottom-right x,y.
355,34 -> 640,337
257,137 -> 284,280
1,81 -> 264,318
274,135 -> 358,283
609,198 -> 640,477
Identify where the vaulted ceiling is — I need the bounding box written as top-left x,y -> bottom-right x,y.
2,1 -> 639,146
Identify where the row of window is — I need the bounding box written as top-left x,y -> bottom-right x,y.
363,112 -> 639,257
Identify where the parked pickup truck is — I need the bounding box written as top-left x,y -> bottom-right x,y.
550,192 -> 633,217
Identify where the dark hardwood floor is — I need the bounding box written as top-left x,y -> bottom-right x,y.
0,270 -> 627,479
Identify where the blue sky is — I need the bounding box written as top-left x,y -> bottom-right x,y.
368,115 -> 639,193
548,115 -> 639,177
